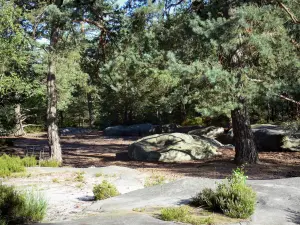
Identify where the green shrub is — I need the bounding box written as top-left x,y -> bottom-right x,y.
74,171 -> 85,182
93,180 -> 119,200
23,125 -> 45,134
22,156 -> 37,167
145,175 -> 166,187
161,206 -> 214,225
182,117 -> 205,126
161,206 -> 190,221
192,168 -> 256,219
0,154 -> 25,177
20,190 -> 47,222
281,119 -> 300,132
0,185 -> 47,224
39,159 -> 61,167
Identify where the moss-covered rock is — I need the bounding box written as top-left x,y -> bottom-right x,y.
128,133 -> 219,162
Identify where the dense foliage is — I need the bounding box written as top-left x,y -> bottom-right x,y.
0,185 -> 47,224
192,168 -> 256,219
0,0 -> 299,162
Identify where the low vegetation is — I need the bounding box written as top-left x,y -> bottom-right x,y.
0,185 -> 47,224
74,171 -> 85,182
192,168 -> 256,219
23,125 -> 44,134
160,206 -> 214,225
0,154 -> 37,177
39,159 -> 61,167
144,174 -> 166,187
93,180 -> 120,200
22,156 -> 37,167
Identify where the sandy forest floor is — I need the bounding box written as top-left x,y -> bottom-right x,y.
2,131 -> 300,180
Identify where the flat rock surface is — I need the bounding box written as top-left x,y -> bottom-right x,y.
3,166 -> 148,222
38,176 -> 300,225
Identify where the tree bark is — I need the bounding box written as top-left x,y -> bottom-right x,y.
231,106 -> 258,164
14,104 -> 25,136
47,27 -> 62,163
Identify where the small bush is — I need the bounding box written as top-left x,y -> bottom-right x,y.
192,168 -> 256,219
21,190 -> 47,222
22,156 -> 37,167
95,173 -> 103,177
0,185 -> 47,224
161,206 -> 190,221
39,159 -> 61,167
23,125 -> 44,134
74,171 -> 85,182
93,180 -> 119,200
161,206 -> 214,225
0,154 -> 25,177
182,117 -> 205,126
281,119 -> 300,132
145,175 -> 166,187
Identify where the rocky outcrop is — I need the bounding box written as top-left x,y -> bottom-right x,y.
252,124 -> 300,152
104,124 -> 153,136
188,126 -> 224,138
128,133 -> 219,162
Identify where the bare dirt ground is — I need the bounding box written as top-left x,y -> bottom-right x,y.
3,131 -> 300,180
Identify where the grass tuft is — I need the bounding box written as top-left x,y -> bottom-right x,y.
39,159 -> 61,167
161,206 -> 214,225
74,171 -> 85,182
145,174 -> 166,187
93,180 -> 119,200
0,185 -> 47,224
0,154 -> 25,177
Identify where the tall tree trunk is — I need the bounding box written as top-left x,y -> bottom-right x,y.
87,92 -> 95,128
14,104 -> 25,136
47,27 -> 62,163
231,105 -> 258,164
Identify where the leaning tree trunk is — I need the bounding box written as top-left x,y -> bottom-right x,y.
231,106 -> 258,164
14,104 -> 25,136
47,28 -> 62,163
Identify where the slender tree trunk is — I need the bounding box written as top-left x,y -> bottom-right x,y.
47,28 -> 62,163
60,111 -> 64,127
231,105 -> 258,164
87,92 -> 95,128
14,104 -> 25,136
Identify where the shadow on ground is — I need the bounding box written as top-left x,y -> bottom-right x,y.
2,133 -> 300,180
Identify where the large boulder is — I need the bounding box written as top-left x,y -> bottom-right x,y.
175,125 -> 203,134
188,126 -> 224,138
104,124 -> 153,136
252,124 -> 300,152
128,133 -> 219,162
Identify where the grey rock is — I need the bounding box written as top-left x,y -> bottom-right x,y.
38,174 -> 300,225
84,177 -> 300,225
188,126 -> 224,138
128,133 -> 219,162
60,127 -> 92,136
175,125 -> 203,134
104,124 -> 153,136
252,124 -> 300,152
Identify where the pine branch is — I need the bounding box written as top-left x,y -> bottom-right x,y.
74,19 -> 107,32
277,1 -> 300,24
166,0 -> 185,9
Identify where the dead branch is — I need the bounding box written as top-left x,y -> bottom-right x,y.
276,94 -> 300,105
278,1 -> 300,24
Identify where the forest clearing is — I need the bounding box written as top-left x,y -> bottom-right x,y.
0,0 -> 300,224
